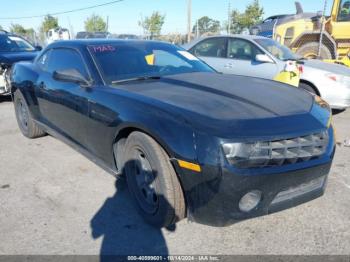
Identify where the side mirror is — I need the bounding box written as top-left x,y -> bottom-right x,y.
35,46 -> 42,51
53,69 -> 91,86
255,54 -> 274,63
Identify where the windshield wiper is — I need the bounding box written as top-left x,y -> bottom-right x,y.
111,75 -> 161,84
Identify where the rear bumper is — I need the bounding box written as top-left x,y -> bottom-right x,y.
183,159 -> 333,226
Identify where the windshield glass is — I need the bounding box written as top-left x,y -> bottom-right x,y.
254,38 -> 297,61
88,42 -> 214,84
0,35 -> 35,52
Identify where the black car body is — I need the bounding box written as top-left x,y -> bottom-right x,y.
11,40 -> 335,227
0,30 -> 40,95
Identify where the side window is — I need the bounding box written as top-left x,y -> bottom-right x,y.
37,50 -> 52,71
191,38 -> 227,58
46,48 -> 89,78
338,0 -> 350,21
228,38 -> 263,61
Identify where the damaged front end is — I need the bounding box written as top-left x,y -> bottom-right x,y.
0,63 -> 11,96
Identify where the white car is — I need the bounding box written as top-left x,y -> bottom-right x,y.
46,27 -> 70,44
184,35 -> 350,110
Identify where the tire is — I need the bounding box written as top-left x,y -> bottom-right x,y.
299,82 -> 317,95
14,90 -> 46,138
296,42 -> 332,60
123,131 -> 185,228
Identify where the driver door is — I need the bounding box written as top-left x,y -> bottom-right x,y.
36,48 -> 90,146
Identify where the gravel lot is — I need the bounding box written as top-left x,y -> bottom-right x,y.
0,96 -> 350,256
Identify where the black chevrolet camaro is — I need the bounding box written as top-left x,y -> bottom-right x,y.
11,40 -> 335,227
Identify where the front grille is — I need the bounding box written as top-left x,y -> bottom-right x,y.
251,131 -> 329,167
271,176 -> 325,205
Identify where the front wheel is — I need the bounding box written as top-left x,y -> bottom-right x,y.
296,42 -> 332,60
123,131 -> 186,228
14,90 -> 46,138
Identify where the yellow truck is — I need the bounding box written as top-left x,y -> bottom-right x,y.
251,0 -> 350,62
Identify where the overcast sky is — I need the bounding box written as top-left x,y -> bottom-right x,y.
0,0 -> 332,35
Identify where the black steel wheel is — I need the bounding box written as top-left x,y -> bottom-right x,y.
129,146 -> 159,214
123,131 -> 186,228
14,90 -> 46,138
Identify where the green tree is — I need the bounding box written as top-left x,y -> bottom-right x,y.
0,25 -> 3,30
10,24 -> 27,35
84,14 -> 107,32
228,0 -> 264,34
138,11 -> 165,39
40,15 -> 58,34
193,16 -> 220,36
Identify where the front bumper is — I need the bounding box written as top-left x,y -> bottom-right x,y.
0,73 -> 10,96
180,159 -> 333,227
176,126 -> 335,227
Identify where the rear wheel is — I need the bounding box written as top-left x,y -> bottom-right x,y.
123,131 -> 186,228
296,42 -> 332,60
14,90 -> 45,138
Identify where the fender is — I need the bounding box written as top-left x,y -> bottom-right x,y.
11,63 -> 41,119
111,102 -> 198,165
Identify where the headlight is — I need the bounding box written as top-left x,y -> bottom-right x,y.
222,131 -> 329,168
325,73 -> 350,87
223,142 -> 271,168
314,95 -> 331,111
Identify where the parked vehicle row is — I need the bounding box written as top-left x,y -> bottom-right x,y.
11,39 -> 335,227
75,31 -> 139,40
184,35 -> 350,110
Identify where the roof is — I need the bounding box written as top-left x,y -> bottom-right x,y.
47,39 -> 170,49
183,34 -> 268,49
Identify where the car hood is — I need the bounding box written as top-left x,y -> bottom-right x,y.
303,59 -> 350,76
117,72 -> 328,139
0,51 -> 39,65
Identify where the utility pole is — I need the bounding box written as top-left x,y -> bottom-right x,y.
67,16 -> 74,40
187,0 -> 192,43
318,0 -> 327,58
106,16 -> 109,32
228,2 -> 231,35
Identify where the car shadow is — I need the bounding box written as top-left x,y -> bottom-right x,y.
90,160 -> 177,260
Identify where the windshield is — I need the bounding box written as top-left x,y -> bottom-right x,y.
0,35 -> 35,52
254,38 -> 297,61
88,42 -> 214,84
